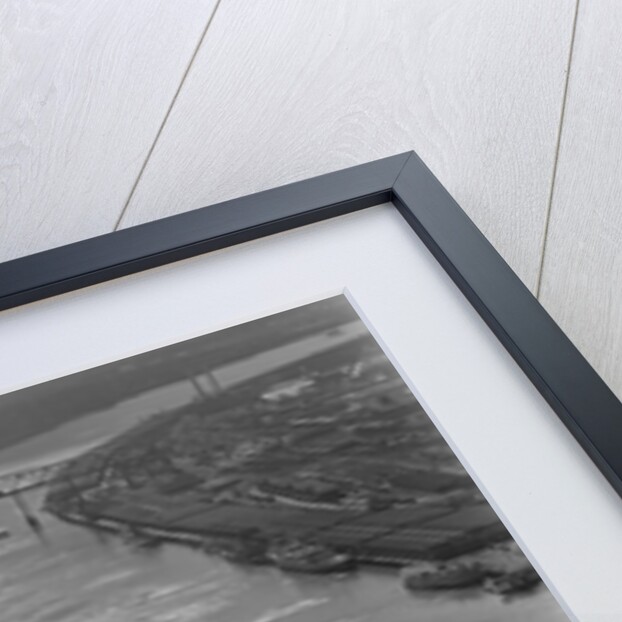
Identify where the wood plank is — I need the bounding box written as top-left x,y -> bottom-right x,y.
0,0 -> 218,262
539,1 -> 622,399
119,0 -> 576,290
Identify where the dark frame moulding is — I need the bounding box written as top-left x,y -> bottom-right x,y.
1,150 -> 621,499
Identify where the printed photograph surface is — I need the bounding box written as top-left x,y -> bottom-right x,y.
0,296 -> 567,621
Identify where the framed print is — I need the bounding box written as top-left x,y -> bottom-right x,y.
0,152 -> 621,621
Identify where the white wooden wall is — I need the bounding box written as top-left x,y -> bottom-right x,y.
1,0 -> 620,402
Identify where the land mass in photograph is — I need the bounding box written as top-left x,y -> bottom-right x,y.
43,312 -> 539,596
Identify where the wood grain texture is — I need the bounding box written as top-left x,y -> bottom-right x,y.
539,0 -> 622,400
119,0 -> 576,290
0,0 -> 218,262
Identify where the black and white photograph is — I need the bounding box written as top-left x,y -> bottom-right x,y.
0,296 -> 567,621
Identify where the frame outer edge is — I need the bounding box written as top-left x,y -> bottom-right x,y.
392,151 -> 622,498
0,152 -> 412,311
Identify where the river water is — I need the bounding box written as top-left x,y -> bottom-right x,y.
0,489 -> 567,622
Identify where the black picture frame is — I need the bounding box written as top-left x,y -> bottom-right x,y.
1,150 -> 621,501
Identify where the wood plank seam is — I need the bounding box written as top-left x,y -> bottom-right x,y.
535,0 -> 581,299
112,0 -> 225,231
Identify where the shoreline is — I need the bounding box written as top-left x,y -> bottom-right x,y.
52,510 -> 207,548
50,507 -> 540,597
